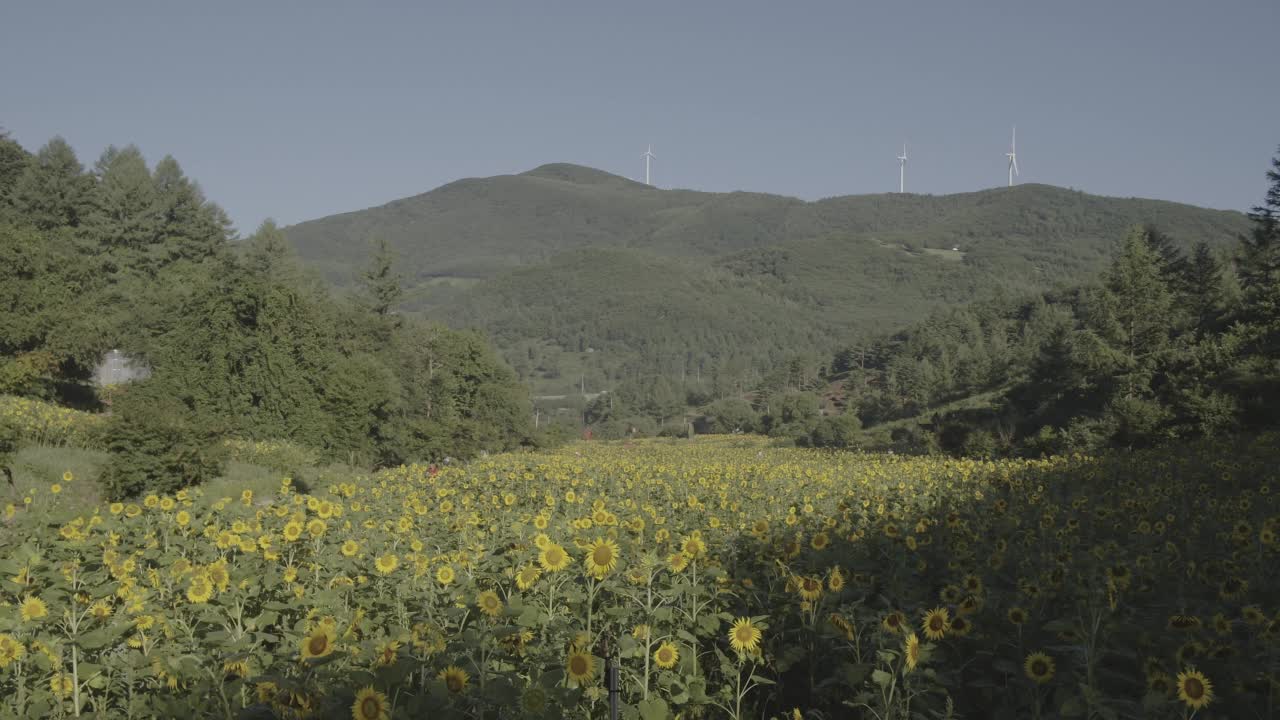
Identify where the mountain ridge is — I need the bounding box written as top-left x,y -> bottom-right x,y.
282,163 -> 1251,397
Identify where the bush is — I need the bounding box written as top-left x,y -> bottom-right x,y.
98,384 -> 225,500
806,413 -> 862,449
695,398 -> 759,434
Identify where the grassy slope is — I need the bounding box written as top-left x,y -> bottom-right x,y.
2,446 -> 349,523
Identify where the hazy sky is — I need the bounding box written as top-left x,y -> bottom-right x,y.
3,1 -> 1277,235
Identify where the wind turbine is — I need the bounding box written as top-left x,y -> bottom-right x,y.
897,142 -> 908,193
1006,126 -> 1019,187
642,144 -> 656,186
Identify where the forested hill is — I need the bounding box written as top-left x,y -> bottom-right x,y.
287,163 -> 1248,284
283,164 -> 1250,401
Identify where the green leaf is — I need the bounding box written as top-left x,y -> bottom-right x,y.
638,698 -> 669,720
871,669 -> 893,687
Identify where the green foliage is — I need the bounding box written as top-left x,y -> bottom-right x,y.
817,145 -> 1280,457
283,164 -> 1249,420
359,237 -> 403,318
0,133 -> 534,496
98,383 -> 226,500
760,391 -> 820,438
11,137 -> 92,230
695,397 -> 759,434
804,412 -> 862,448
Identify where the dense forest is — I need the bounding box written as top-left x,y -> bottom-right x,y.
0,131 -> 534,498
696,149 -> 1280,456
282,162 -> 1252,429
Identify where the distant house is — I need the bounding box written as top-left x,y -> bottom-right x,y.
93,350 -> 151,387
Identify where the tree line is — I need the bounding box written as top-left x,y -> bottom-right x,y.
0,131 -> 534,498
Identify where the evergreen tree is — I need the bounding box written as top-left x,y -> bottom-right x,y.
1238,147 -> 1280,349
11,137 -> 91,229
359,237 -> 403,317
85,145 -> 159,250
1087,227 -> 1176,399
151,155 -> 229,261
0,130 -> 29,209
1183,242 -> 1226,334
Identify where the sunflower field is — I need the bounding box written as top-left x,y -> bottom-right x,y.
2,435 -> 1278,719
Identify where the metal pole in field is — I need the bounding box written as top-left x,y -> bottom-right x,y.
602,636 -> 619,720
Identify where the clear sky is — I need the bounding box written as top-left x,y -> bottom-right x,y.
3,1 -> 1276,235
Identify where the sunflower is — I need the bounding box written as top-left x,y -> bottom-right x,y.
184,573 -> 213,603
1168,614 -> 1201,630
810,531 -> 830,551
477,590 -> 504,618
797,576 -> 824,602
949,615 -> 973,637
352,686 -> 389,720
436,565 -> 456,586
904,632 -> 922,673
539,543 -> 571,572
922,607 -> 950,640
654,641 -> 679,669
282,521 -> 304,542
19,596 -> 48,622
584,538 -> 620,578
679,533 -> 707,558
1175,668 -> 1213,710
341,540 -> 360,557
515,564 -> 542,590
521,686 -> 550,713
375,554 -> 398,575
827,566 -> 846,592
306,518 -> 326,537
1147,671 -> 1173,696
728,617 -> 763,655
300,626 -> 336,661
1007,607 -> 1028,626
667,551 -> 690,573
882,611 -> 906,634
375,640 -> 400,666
50,672 -> 74,697
566,647 -> 596,685
0,634 -> 25,666
1024,651 -> 1055,684
439,665 -> 470,693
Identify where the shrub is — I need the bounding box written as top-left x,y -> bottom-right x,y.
98,384 -> 225,500
806,413 -> 863,449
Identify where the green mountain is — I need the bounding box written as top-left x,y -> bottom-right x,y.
283,164 -> 1251,398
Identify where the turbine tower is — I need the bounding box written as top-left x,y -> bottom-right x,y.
643,144 -> 656,186
1006,126 -> 1019,187
897,142 -> 908,193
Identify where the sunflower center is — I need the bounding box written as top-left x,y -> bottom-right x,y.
446,675 -> 462,692
361,697 -> 380,717
308,636 -> 327,655
570,656 -> 589,675
593,546 -> 612,565
1032,660 -> 1047,676
1184,678 -> 1204,698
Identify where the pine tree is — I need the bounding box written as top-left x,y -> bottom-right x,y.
0,130 -> 29,208
1238,147 -> 1280,347
1091,226 -> 1176,398
359,238 -> 403,316
1183,242 -> 1226,334
151,155 -> 228,260
85,145 -> 159,249
11,137 -> 91,229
